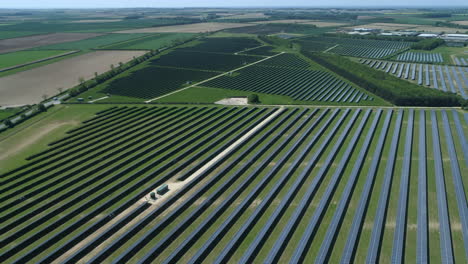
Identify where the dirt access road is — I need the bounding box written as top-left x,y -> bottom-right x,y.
0,32 -> 102,54
0,50 -> 146,106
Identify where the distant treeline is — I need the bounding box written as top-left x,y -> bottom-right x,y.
411,38 -> 445,50
302,51 -> 464,107
435,21 -> 468,31
420,13 -> 452,18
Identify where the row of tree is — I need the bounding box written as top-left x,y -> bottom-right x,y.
302,51 -> 465,107
411,38 -> 445,50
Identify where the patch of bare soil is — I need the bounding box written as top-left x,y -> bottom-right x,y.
0,33 -> 102,54
115,22 -> 254,33
215,97 -> 248,105
453,20 -> 468,26
0,50 -> 146,106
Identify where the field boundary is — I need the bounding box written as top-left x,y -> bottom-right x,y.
0,50 -> 80,73
144,51 -> 285,103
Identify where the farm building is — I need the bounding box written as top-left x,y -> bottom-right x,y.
442,33 -> 468,46
418,33 -> 439,38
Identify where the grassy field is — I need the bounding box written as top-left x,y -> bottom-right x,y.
0,51 -> 85,78
0,108 -> 23,121
0,106 -> 465,264
0,50 -> 73,69
0,31 -> 45,40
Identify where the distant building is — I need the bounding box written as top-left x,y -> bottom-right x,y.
418,33 -> 439,38
348,31 -> 371,35
353,27 -> 381,33
442,34 -> 468,47
442,34 -> 468,41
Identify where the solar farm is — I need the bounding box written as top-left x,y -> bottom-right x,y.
1,7 -> 468,264
1,105 -> 467,264
362,59 -> 468,99
298,37 -> 412,59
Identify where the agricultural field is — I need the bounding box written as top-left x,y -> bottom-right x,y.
101,33 -> 196,50
0,31 -> 44,40
0,105 -> 466,264
0,18 -> 198,33
0,50 -> 146,106
115,22 -> 253,34
0,50 -> 74,70
34,33 -> 149,50
0,33 -> 102,53
299,37 -> 412,59
362,59 -> 468,99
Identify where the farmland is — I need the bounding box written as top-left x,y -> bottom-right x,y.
0,33 -> 102,53
34,33 -> 149,50
0,50 -> 73,70
115,22 -> 253,33
0,105 -> 466,264
0,50 -> 146,106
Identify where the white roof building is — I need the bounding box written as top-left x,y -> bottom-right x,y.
418,33 -> 439,38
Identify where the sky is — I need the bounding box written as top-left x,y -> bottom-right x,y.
1,0 -> 467,8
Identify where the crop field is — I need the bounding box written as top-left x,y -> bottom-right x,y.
0,18 -> 197,33
300,37 -> 412,59
0,106 -> 466,264
0,50 -> 73,70
115,23 -> 252,34
101,33 -> 196,50
0,50 -> 146,106
0,33 -> 102,54
34,33 -> 149,50
203,53 -> 374,103
0,31 -> 44,40
396,51 -> 445,63
362,59 -> 468,99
